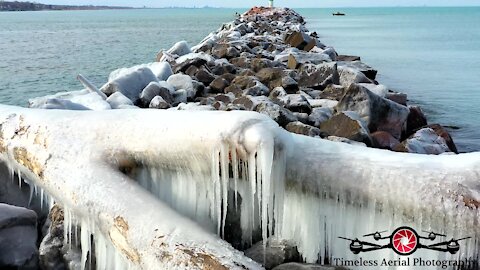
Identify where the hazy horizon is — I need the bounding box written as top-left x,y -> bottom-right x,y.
10,0 -> 480,8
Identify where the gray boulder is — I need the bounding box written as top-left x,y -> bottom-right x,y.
276,94 -> 312,114
296,63 -> 339,89
337,61 -> 377,80
286,121 -> 323,137
337,66 -> 372,87
244,239 -> 300,270
308,107 -> 333,128
256,102 -> 297,127
100,67 -> 158,103
336,84 -> 409,139
0,204 -> 38,269
39,205 -> 65,270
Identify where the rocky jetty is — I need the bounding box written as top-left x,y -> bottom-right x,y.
29,6 -> 457,155
2,6 -> 472,270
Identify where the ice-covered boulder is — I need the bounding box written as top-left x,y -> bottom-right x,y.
336,84 -> 409,139
394,128 -> 451,154
357,83 -> 388,97
149,96 -> 171,109
101,67 -> 158,103
149,62 -> 173,81
106,92 -> 133,109
256,102 -> 297,127
167,74 -> 196,99
276,94 -> 312,114
166,40 -> 191,57
0,204 -> 38,269
139,81 -> 174,107
39,205 -> 66,270
29,90 -> 110,110
320,111 -> 372,145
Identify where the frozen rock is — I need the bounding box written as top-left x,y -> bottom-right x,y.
336,83 -> 409,139
149,62 -> 173,81
245,239 -> 300,270
101,67 -> 158,103
286,121 -> 323,137
172,89 -> 188,105
337,66 -> 372,87
166,40 -> 191,57
106,92 -> 133,109
149,96 -> 171,109
173,102 -> 215,111
320,111 -> 372,145
29,90 -> 110,110
394,128 -> 451,155
167,74 -> 196,99
0,204 -> 38,269
233,95 -> 272,111
308,107 -> 333,128
139,81 -> 174,107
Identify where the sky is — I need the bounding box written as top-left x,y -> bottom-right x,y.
31,0 -> 480,8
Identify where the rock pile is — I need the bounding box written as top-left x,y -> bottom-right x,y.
29,7 -> 458,156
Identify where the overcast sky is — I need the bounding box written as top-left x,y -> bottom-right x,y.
35,0 -> 480,8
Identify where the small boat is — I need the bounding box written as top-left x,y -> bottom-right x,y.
332,12 -> 345,16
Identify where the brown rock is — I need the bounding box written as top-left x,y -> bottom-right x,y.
405,106 -> 428,137
386,92 -> 408,106
256,102 -> 297,127
209,77 -> 230,93
336,55 -> 361,61
195,68 -> 216,85
319,84 -> 345,101
296,63 -> 339,89
427,124 -> 458,153
320,111 -> 372,145
371,131 -> 400,150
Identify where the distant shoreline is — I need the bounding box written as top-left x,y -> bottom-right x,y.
0,1 -> 132,12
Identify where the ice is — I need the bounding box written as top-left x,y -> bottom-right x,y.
29,90 -> 111,110
106,92 -> 134,109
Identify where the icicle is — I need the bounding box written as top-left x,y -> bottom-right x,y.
232,149 -> 239,210
40,188 -> 44,210
80,219 -> 91,270
28,182 -> 34,206
220,144 -> 229,238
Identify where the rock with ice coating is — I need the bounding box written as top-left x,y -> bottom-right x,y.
101,67 -> 158,103
336,83 -> 409,139
29,90 -> 110,110
150,61 -> 173,81
308,107 -> 333,128
337,61 -> 377,80
149,96 -> 171,109
167,40 -> 191,57
39,205 -> 66,270
139,81 -> 174,107
0,204 -> 38,269
286,121 -> 322,137
167,74 -> 196,99
357,83 -> 388,97
395,128 -> 450,154
106,92 -> 133,109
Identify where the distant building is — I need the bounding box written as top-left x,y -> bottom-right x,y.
269,0 -> 274,8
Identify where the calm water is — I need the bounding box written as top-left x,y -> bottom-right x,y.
0,7 -> 479,152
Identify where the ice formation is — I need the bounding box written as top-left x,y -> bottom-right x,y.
1,105 -> 480,269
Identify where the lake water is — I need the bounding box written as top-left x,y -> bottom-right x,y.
0,7 -> 479,152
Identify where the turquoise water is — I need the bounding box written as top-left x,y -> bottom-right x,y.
0,7 -> 479,152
